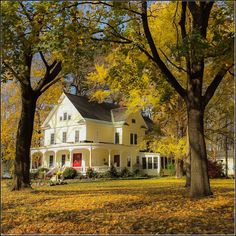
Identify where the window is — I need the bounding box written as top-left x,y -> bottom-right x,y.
68,115 -> 71,120
62,132 -> 67,143
60,116 -> 62,121
154,157 -> 158,169
63,112 -> 67,120
127,157 -> 131,167
114,155 -> 120,167
75,130 -> 79,143
50,133 -> 55,145
142,157 -> 146,169
148,157 -> 152,169
132,119 -> 136,123
134,134 -> 137,144
130,133 -> 133,144
61,154 -> 66,166
49,155 -> 54,167
130,133 -> 137,145
136,156 -> 140,165
115,132 -> 120,144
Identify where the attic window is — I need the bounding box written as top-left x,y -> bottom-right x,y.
63,113 -> 67,120
68,115 -> 71,120
132,119 -> 136,123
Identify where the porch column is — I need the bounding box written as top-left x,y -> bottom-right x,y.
70,150 -> 73,167
89,147 -> 92,168
108,149 -> 111,167
119,151 -> 122,168
157,155 -> 161,175
41,151 -> 45,168
130,154 -> 133,171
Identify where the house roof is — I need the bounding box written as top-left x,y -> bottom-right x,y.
65,93 -> 154,129
65,92 -> 119,122
111,107 -> 128,122
142,116 -> 154,131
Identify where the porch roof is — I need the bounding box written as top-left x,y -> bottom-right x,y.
31,142 -> 138,154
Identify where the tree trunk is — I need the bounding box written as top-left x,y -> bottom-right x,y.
185,125 -> 191,187
175,159 -> 184,178
188,108 -> 212,197
12,88 -> 37,190
224,135 -> 228,178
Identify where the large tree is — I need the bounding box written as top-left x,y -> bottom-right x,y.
77,1 -> 233,197
2,2 -> 64,190
2,1 -> 104,190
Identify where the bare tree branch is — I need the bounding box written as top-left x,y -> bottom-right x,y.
203,64 -> 234,107
39,76 -> 63,95
159,48 -> 187,73
2,61 -> 29,85
141,1 -> 186,99
35,61 -> 62,93
39,51 -> 49,69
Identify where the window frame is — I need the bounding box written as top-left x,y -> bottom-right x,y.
62,132 -> 67,143
130,133 -> 133,145
134,134 -> 138,144
61,154 -> 66,166
50,133 -> 55,145
148,157 -> 152,169
75,130 -> 80,143
49,155 -> 54,167
153,157 -> 158,169
63,112 -> 67,120
115,132 -> 120,144
127,157 -> 131,167
142,157 -> 146,169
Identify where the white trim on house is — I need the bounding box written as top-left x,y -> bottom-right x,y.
31,92 -> 161,176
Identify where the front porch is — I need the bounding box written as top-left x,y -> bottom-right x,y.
31,142 -> 138,174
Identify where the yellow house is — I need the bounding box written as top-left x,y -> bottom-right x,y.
30,92 -> 163,175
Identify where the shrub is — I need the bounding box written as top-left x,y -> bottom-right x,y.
108,164 -> 119,178
208,160 -> 224,178
31,167 -> 49,179
166,163 -> 176,176
98,171 -> 111,179
63,167 -> 77,179
86,168 -> 98,178
120,167 -> 132,178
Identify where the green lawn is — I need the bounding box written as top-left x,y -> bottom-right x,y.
1,178 -> 234,234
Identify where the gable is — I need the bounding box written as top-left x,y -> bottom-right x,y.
42,93 -> 84,128
125,111 -> 148,129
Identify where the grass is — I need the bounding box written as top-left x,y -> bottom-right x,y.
1,178 -> 234,234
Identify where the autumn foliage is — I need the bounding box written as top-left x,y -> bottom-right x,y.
2,178 -> 234,234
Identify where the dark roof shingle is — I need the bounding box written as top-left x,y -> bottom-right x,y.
65,93 -> 119,122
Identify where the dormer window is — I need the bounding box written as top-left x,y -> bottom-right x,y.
63,113 -> 67,120
132,119 -> 136,123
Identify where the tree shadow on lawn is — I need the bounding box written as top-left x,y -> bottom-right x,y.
2,197 -> 53,211
30,185 -> 187,198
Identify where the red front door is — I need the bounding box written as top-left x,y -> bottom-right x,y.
73,153 -> 82,167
